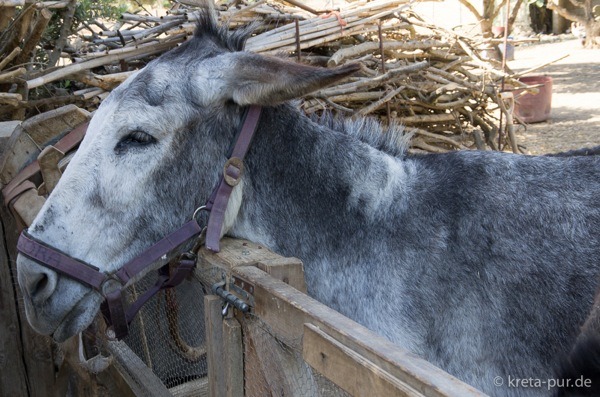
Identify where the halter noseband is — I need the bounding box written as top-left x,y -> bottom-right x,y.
17,105 -> 262,339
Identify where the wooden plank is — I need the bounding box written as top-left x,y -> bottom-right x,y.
303,323 -> 421,396
24,334 -> 55,397
231,265 -> 488,397
0,124 -> 38,185
0,210 -> 29,397
0,104 -> 90,184
200,238 -> 283,270
222,318 -> 243,397
104,340 -> 172,397
0,120 -> 20,157
56,336 -> 135,397
205,295 -> 226,397
20,104 -> 90,147
256,257 -> 307,293
199,238 -> 306,292
168,377 -> 209,397
0,204 -> 55,397
11,188 -> 45,226
98,364 -> 139,397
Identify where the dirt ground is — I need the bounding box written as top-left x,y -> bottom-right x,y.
506,38 -> 600,155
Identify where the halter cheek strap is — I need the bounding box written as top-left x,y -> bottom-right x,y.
204,104 -> 262,252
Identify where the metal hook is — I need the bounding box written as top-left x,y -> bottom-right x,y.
222,302 -> 230,317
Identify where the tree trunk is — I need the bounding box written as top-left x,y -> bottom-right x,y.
547,0 -> 600,48
584,19 -> 600,48
530,2 -> 553,33
480,17 -> 494,37
458,0 -> 526,37
48,0 -> 77,67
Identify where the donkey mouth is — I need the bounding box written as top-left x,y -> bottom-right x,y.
50,290 -> 103,342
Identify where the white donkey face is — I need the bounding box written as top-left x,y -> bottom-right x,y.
15,8 -> 358,341
15,48 -> 246,341
15,64 -> 207,340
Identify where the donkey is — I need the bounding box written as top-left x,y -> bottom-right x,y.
554,285 -> 600,397
15,5 -> 600,397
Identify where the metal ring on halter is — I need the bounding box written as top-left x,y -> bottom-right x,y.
192,205 -> 208,224
99,274 -> 126,297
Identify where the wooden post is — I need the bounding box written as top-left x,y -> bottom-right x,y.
205,295 -> 244,397
206,295 -> 226,397
222,318 -> 243,397
0,204 -> 55,397
0,206 -> 29,396
256,257 -> 307,293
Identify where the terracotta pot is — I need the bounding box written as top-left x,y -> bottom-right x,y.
491,26 -> 506,38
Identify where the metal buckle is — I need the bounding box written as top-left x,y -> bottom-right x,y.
223,157 -> 244,187
190,226 -> 207,254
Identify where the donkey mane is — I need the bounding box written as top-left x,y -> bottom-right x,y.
311,112 -> 411,158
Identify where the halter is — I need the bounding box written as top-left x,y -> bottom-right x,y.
16,105 -> 262,339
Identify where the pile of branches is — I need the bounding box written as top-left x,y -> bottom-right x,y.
0,0 -> 533,152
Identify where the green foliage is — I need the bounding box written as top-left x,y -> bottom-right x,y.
527,0 -> 546,8
74,0 -> 129,24
41,0 -> 128,67
44,0 -> 127,44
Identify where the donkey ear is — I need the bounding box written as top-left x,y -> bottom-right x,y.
227,53 -> 360,106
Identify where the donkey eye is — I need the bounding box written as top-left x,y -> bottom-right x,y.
115,131 -> 156,153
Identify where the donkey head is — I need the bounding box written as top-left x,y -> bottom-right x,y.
16,7 -> 358,341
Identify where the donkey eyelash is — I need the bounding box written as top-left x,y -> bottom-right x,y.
115,130 -> 157,154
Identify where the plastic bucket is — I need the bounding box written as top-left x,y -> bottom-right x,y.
513,75 -> 553,123
499,42 -> 515,61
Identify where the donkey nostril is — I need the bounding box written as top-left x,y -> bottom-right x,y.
32,274 -> 49,296
27,270 -> 57,303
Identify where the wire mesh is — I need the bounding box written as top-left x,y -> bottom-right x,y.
120,268 -> 209,394
108,262 -> 350,397
241,314 -> 350,397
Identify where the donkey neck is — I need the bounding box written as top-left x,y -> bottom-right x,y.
231,104 -> 416,257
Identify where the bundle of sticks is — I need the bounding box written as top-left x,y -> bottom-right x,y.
0,0 -> 533,152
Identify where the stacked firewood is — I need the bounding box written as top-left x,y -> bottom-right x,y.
0,0 -> 533,152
